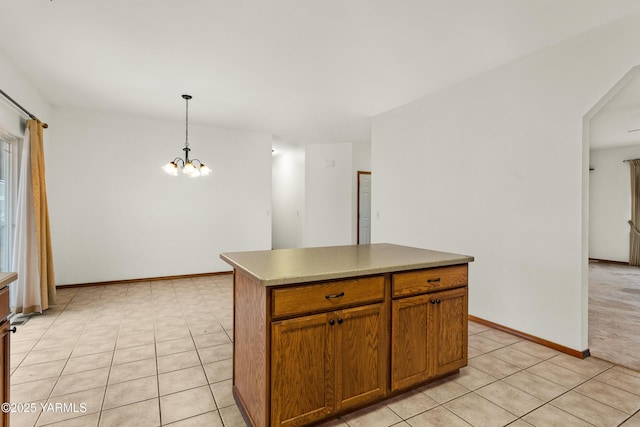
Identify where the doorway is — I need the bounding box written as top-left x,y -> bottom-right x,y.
357,171 -> 371,244
584,65 -> 640,370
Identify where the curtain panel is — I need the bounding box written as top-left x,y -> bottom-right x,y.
630,159 -> 640,266
10,119 -> 56,314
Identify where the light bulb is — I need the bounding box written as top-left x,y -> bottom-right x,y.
162,162 -> 178,176
183,161 -> 196,176
190,167 -> 201,177
200,164 -> 211,176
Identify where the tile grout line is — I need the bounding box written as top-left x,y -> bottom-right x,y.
26,288 -> 91,426
154,314 -> 162,427
406,330 -> 626,427
93,285 -> 115,427
29,291 -> 74,427
468,331 -> 607,426
554,364 -> 640,427
501,363 -> 627,426
515,359 -> 640,424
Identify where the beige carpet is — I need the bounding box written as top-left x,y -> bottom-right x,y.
589,261 -> 640,371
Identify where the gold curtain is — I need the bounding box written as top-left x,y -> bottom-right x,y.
630,159 -> 640,266
27,119 -> 56,309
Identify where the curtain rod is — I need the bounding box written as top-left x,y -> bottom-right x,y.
0,88 -> 49,128
623,158 -> 640,163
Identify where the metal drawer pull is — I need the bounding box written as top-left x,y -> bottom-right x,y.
427,278 -> 441,283
325,292 -> 345,299
10,327 -> 16,333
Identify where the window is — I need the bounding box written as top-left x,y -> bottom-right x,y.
0,136 -> 16,272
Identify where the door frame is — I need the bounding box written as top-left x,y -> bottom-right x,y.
357,171 -> 371,244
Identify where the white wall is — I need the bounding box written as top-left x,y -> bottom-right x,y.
0,50 -> 50,138
273,142 -> 370,249
589,145 -> 640,262
48,107 -> 272,285
372,11 -> 640,351
304,143 -> 353,247
272,146 -> 305,249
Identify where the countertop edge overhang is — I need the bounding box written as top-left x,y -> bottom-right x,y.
0,273 -> 17,289
220,243 -> 474,286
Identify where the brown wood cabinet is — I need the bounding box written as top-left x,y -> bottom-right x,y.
334,303 -> 386,411
233,267 -> 467,427
0,320 -> 9,427
391,286 -> 468,391
271,303 -> 386,426
222,244 -> 473,427
429,287 -> 468,377
391,293 -> 431,390
0,277 -> 13,427
271,311 -> 334,426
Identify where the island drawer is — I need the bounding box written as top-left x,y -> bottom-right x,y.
392,264 -> 467,297
271,275 -> 385,318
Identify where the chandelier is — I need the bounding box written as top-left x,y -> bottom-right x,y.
162,94 -> 211,177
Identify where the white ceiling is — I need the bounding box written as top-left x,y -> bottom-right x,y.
2,1 -> 640,145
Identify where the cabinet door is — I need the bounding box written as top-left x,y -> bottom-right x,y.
429,287 -> 468,376
391,294 -> 431,391
271,312 -> 334,427
335,303 -> 387,411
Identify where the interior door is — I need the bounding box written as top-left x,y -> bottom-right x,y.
358,172 -> 371,244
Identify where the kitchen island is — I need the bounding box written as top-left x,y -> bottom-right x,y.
221,243 -> 473,427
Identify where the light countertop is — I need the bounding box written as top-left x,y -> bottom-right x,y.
220,243 -> 473,286
0,272 -> 17,289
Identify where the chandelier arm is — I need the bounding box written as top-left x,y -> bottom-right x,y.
190,159 -> 211,176
173,158 -> 185,167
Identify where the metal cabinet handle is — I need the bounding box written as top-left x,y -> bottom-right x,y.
436,299 -> 441,304
329,319 -> 335,326
427,278 -> 441,283
325,292 -> 345,299
337,318 -> 343,324
10,326 -> 16,333
431,299 -> 437,304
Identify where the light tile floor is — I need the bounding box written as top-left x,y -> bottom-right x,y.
6,275 -> 640,427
